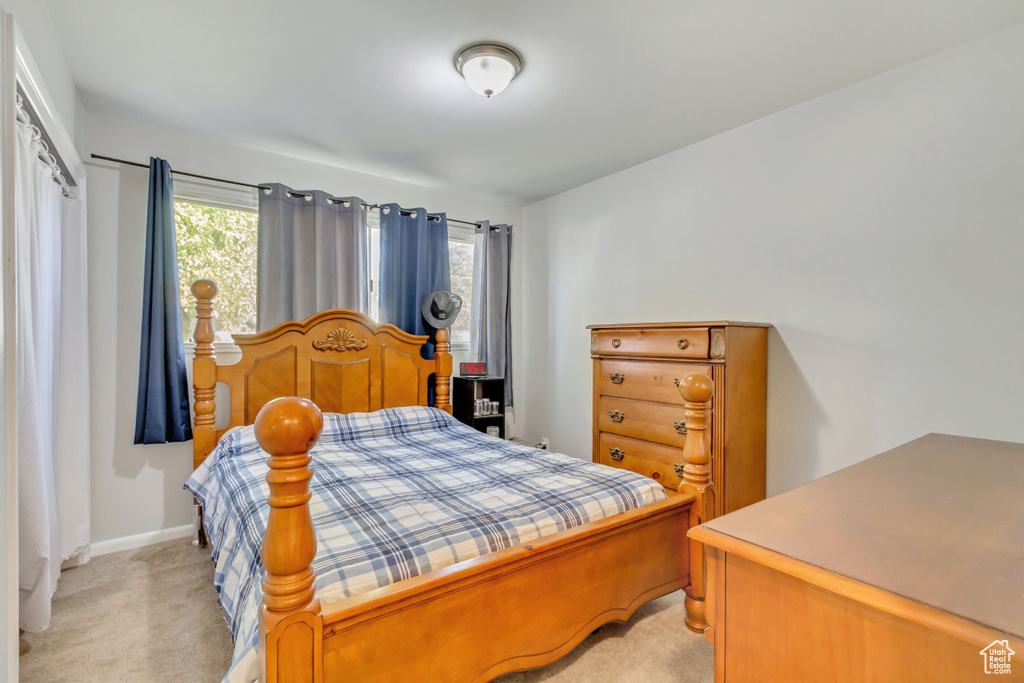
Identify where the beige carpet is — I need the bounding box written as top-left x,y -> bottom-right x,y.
20,539 -> 713,682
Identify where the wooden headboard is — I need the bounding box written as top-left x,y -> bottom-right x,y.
190,279 -> 452,470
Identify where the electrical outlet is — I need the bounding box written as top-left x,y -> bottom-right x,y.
538,438 -> 550,450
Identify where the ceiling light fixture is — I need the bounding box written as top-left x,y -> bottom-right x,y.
455,43 -> 522,98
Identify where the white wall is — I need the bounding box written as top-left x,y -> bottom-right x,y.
5,0 -> 83,147
518,22 -> 1024,495
85,113 -> 523,543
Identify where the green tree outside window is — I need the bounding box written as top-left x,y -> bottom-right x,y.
175,201 -> 258,342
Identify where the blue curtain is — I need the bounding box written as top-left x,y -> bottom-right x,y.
134,158 -> 192,444
379,204 -> 450,360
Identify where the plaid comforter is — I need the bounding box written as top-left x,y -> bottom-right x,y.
186,406 -> 666,682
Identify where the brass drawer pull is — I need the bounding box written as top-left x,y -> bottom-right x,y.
611,338 -> 622,348
609,372 -> 625,384
609,447 -> 625,462
674,420 -> 687,434
677,337 -> 689,350
609,410 -> 625,423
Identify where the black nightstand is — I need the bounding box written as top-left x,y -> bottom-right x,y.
452,376 -> 505,438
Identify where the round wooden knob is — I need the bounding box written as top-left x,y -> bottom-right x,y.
677,372 -> 713,403
254,397 -> 324,456
190,279 -> 218,300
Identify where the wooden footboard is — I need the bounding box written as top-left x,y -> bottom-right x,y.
253,371 -> 716,682
318,492 -> 692,681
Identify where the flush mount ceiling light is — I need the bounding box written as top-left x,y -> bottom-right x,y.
455,43 -> 522,98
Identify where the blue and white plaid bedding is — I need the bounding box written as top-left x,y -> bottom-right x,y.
185,406 -> 666,682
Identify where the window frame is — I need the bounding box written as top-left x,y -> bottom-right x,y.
174,177 -> 259,212
174,183 -> 476,353
174,179 -> 259,352
445,223 -> 475,351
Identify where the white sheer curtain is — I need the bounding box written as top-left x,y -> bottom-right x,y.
15,117 -> 90,632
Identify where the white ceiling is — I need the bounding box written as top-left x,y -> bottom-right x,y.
45,1 -> 1024,203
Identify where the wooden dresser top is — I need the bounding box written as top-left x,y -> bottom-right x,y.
694,434 -> 1024,639
586,321 -> 771,330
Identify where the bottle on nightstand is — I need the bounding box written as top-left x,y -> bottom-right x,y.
452,376 -> 505,438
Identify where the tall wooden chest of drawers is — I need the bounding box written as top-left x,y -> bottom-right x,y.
588,322 -> 768,518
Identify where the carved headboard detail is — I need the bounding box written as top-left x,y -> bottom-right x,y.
313,327 -> 369,352
190,280 -> 452,470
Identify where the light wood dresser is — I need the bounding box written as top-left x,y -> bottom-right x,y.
588,322 -> 768,518
588,321 -> 768,634
690,434 -> 1024,682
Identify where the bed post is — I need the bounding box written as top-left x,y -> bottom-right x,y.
254,397 -> 325,683
676,372 -> 715,635
191,279 -> 218,471
434,327 -> 453,413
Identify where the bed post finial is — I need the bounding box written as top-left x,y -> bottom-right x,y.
676,372 -> 715,636
254,396 -> 325,683
434,327 -> 453,413
192,279 -> 218,471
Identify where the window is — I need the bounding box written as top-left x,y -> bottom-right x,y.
446,227 -> 474,346
176,196 -> 474,347
175,199 -> 259,342
367,211 -> 475,348
367,208 -> 381,322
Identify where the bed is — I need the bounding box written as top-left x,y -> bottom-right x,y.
186,279 -> 715,682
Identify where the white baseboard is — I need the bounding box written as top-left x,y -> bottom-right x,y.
89,524 -> 194,558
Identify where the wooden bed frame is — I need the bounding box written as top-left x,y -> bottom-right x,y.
189,280 -> 714,682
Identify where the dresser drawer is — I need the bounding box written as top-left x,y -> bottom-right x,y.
592,328 -> 709,359
598,432 -> 683,489
599,359 -> 713,405
598,396 -> 690,448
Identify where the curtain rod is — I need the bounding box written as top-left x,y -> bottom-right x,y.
19,91 -> 76,197
89,153 -> 509,231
